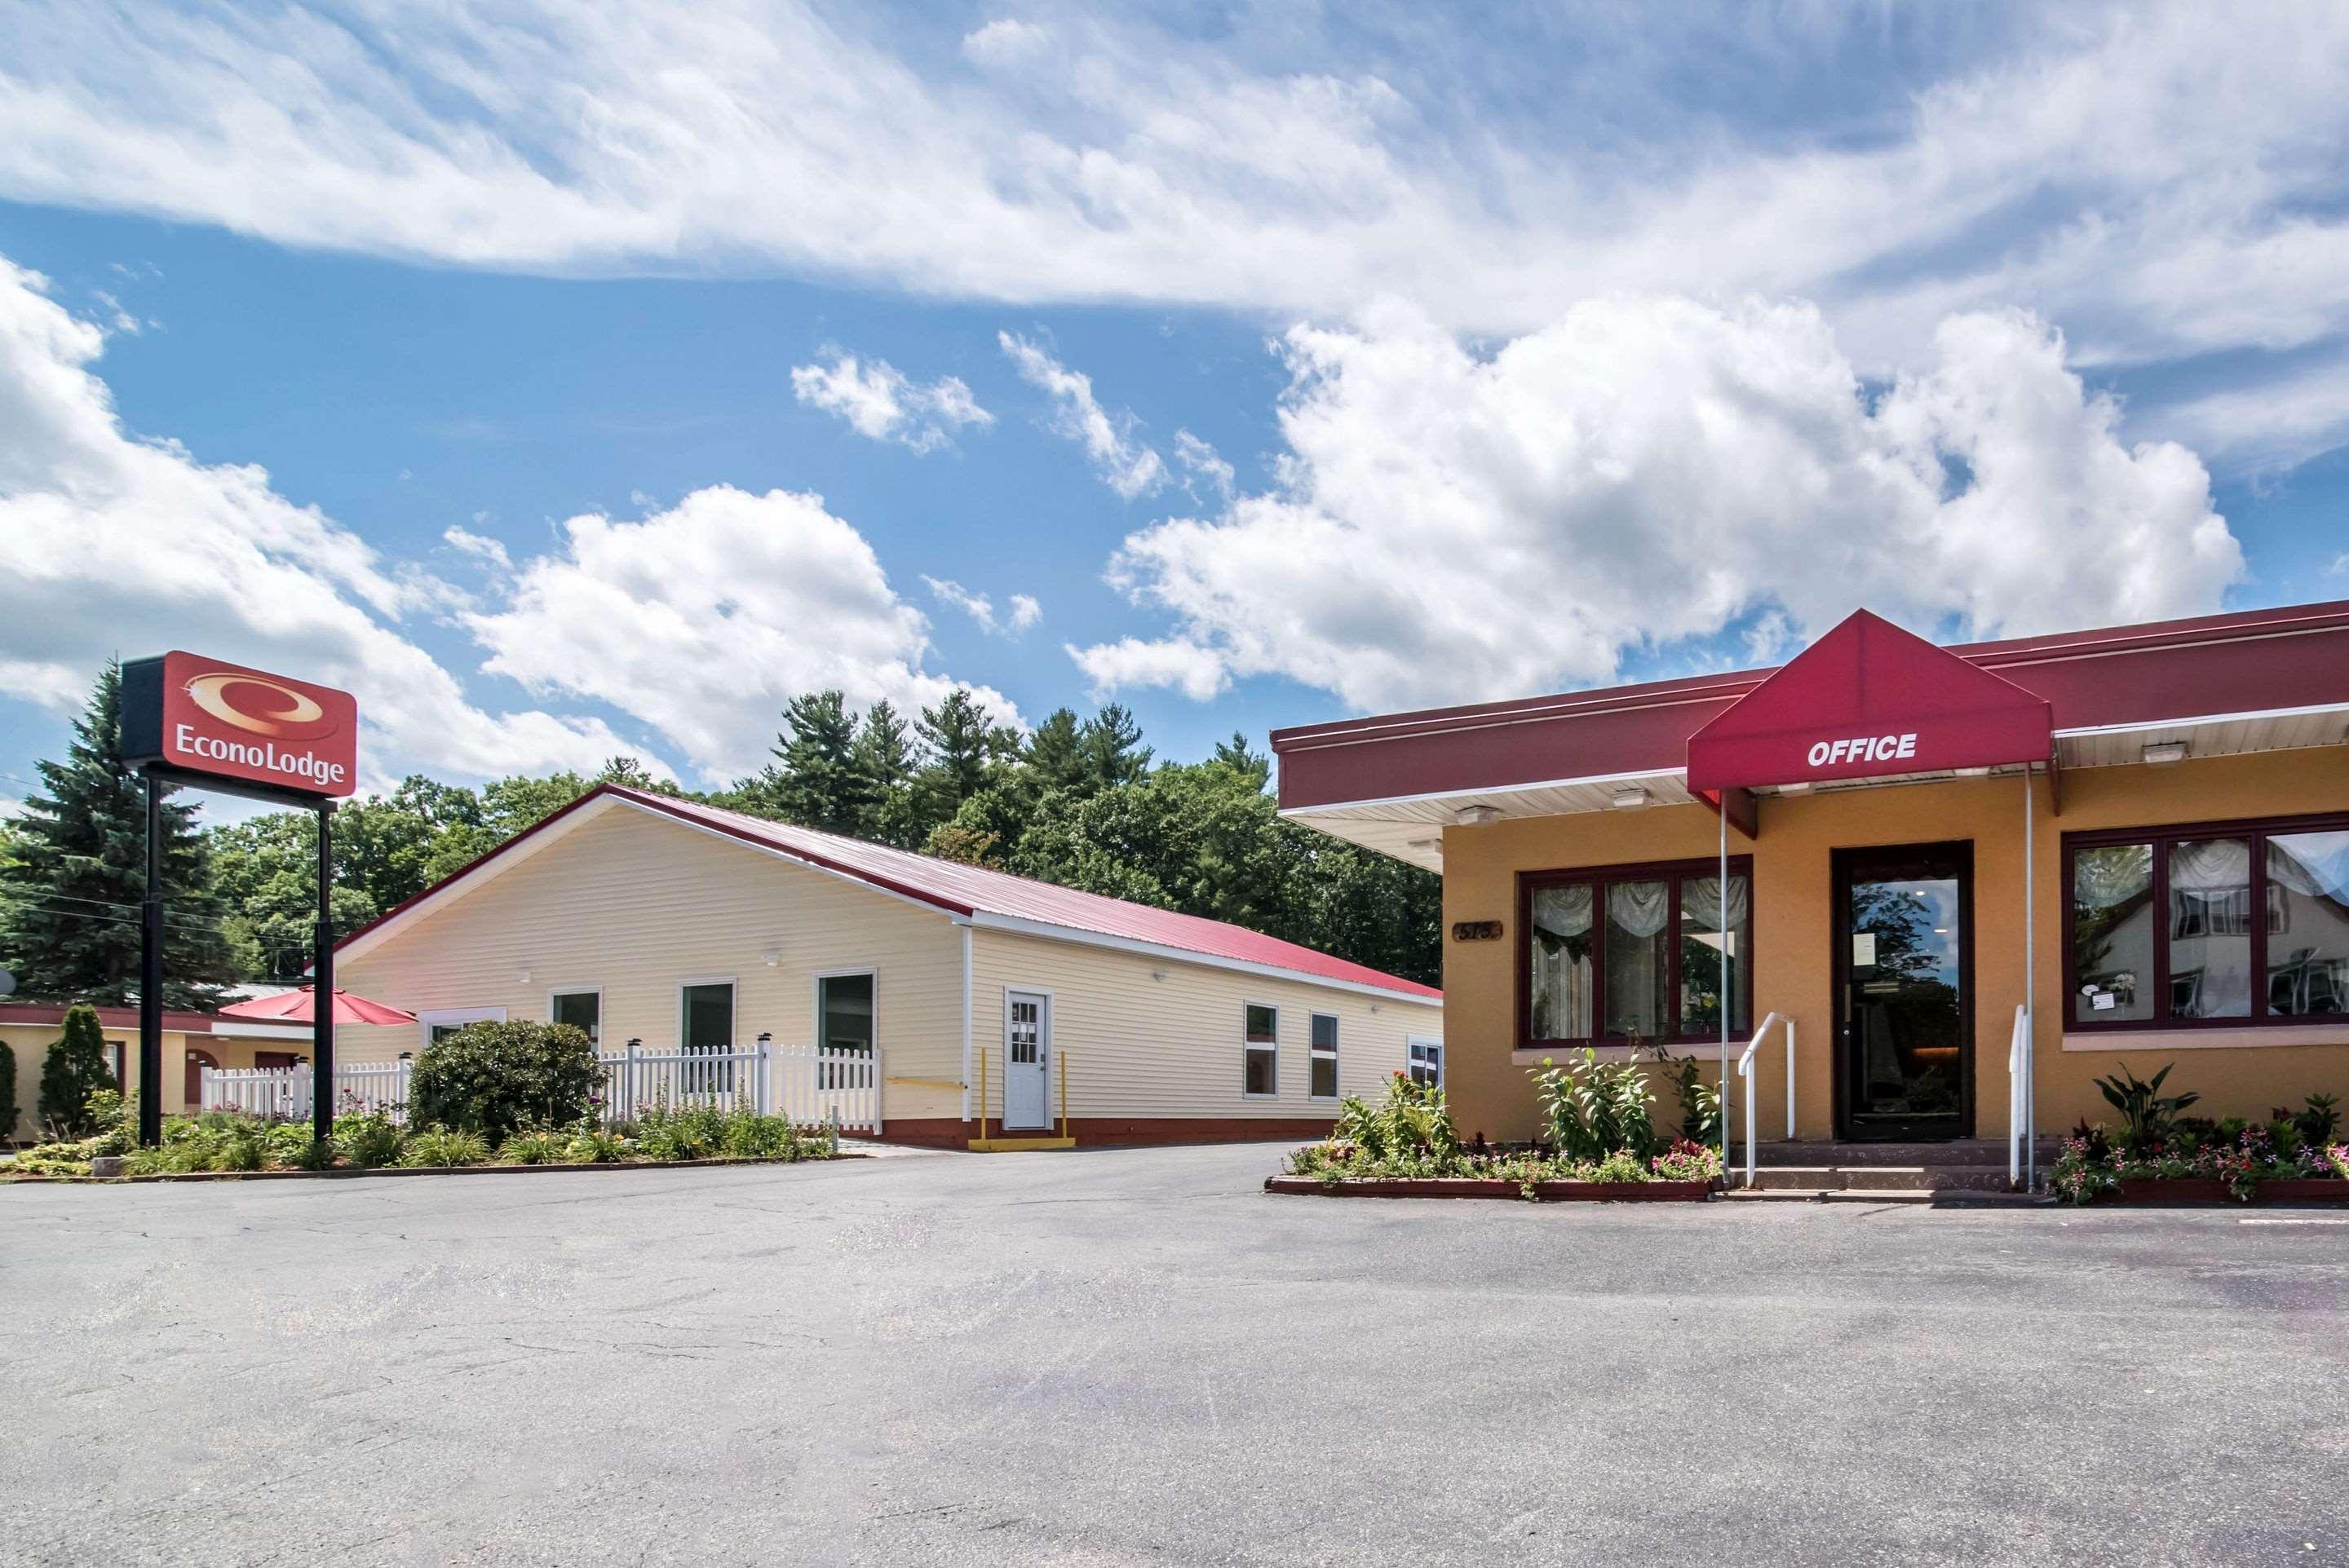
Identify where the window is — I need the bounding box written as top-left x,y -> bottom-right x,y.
680,981 -> 734,1093
2066,814 -> 2349,1031
1407,1037 -> 1443,1088
1522,859 -> 1751,1047
816,972 -> 875,1089
1242,1003 -> 1278,1096
551,989 -> 601,1043
1308,1013 -> 1338,1098
418,1007 -> 505,1048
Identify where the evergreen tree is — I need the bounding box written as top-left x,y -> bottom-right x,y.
38,1002 -> 114,1136
768,691 -> 871,835
1023,708 -> 1087,793
853,700 -> 923,846
1,663 -> 235,1007
1077,703 -> 1153,791
1211,730 -> 1272,791
914,687 -> 1013,831
0,1040 -> 16,1143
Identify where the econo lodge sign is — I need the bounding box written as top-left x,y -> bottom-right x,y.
121,651 -> 359,797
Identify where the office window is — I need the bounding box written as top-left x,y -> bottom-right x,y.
1524,859 -> 1751,1047
2066,814 -> 2349,1031
1308,1013 -> 1338,1098
1243,1003 -> 1278,1096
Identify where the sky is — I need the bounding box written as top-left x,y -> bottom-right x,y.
2,0 -> 2347,814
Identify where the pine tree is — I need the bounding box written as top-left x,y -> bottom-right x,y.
1077,703 -> 1153,791
1023,708 -> 1087,793
854,700 -> 922,846
1211,730 -> 1272,790
769,692 -> 871,835
1,663 -> 235,1008
38,1002 -> 114,1136
914,688 -> 1012,831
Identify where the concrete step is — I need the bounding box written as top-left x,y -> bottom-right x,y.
1719,1186 -> 2052,1206
1740,1164 -> 2021,1192
1731,1139 -> 2055,1169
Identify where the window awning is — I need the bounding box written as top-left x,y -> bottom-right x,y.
1686,610 -> 2053,795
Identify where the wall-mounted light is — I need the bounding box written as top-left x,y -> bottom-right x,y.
1611,786 -> 1648,811
1406,837 -> 1442,855
1453,805 -> 1503,827
1150,968 -> 1167,983
762,949 -> 782,967
515,968 -> 532,984
1953,766 -> 1991,779
2143,741 -> 2188,766
1776,781 -> 1812,796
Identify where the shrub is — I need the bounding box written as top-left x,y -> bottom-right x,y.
268,1123 -> 337,1170
1652,1044 -> 1723,1144
719,1111 -> 804,1159
334,1111 -> 404,1170
1529,1048 -> 1658,1164
38,1004 -> 116,1137
408,1021 -> 603,1145
0,1041 -> 15,1143
2093,1062 -> 2198,1151
401,1126 -> 492,1168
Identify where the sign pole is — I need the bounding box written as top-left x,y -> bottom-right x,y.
312,802 -> 336,1144
139,771 -> 165,1147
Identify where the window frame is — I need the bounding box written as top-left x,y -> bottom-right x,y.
1516,855 -> 1755,1051
1406,1035 -> 1444,1089
2063,810 -> 2349,1035
1241,1000 -> 1280,1098
417,1005 -> 507,1051
813,967 -> 880,1090
1307,1011 -> 1340,1100
546,986 -> 604,1045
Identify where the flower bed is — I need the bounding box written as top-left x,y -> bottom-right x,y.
1265,1173 -> 1713,1202
2050,1072 -> 2347,1206
5,1093 -> 849,1182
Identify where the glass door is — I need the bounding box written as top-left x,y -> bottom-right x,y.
1834,842 -> 1971,1139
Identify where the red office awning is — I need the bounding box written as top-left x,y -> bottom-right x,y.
1686,610 -> 2052,794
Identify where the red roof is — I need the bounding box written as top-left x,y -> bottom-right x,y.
339,785 -> 1441,1001
0,1001 -> 219,1033
1275,598 -> 2349,811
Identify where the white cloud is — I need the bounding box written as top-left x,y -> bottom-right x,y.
441,523 -> 513,574
999,332 -> 1166,498
471,488 -> 1021,781
790,351 -> 992,453
1067,636 -> 1228,703
0,255 -> 639,787
1173,431 -> 1234,501
1073,296 -> 2243,712
922,576 -> 1042,638
962,18 -> 1050,68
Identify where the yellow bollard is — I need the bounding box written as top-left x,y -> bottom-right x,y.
1059,1049 -> 1069,1140
977,1047 -> 989,1141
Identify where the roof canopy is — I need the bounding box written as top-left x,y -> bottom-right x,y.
1685,610 -> 2052,793
218,985 -> 418,1027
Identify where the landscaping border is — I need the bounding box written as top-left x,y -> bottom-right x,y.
2112,1177 -> 2349,1206
2,1152 -> 867,1186
1264,1175 -> 1711,1201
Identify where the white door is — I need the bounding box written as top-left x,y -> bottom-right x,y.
1003,992 -> 1050,1130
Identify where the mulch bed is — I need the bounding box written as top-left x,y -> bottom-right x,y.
1263,1175 -> 1711,1202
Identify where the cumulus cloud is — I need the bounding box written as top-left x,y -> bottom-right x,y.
1173,431 -> 1234,501
962,18 -> 1050,68
469,488 -> 1021,780
1073,297 -> 2243,712
791,351 -> 992,453
0,255 -> 638,786
999,332 -> 1166,498
923,576 -> 1041,637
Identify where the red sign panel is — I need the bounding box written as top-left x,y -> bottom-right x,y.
126,651 -> 360,797
1685,611 -> 2051,793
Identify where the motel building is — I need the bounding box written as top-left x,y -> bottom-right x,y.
1270,603 -> 2349,1173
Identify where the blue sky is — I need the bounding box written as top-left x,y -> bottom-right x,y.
2,2 -> 2346,809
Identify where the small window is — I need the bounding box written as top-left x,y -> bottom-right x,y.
681,981 -> 734,1093
817,973 -> 875,1089
1308,1013 -> 1338,1098
1242,1003 -> 1278,1097
551,990 -> 601,1043
1407,1038 -> 1443,1089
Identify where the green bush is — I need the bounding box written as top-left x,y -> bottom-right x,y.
408,1021 -> 603,1145
497,1129 -> 566,1165
1530,1047 -> 1659,1164
267,1123 -> 337,1169
401,1126 -> 492,1168
38,1004 -> 116,1137
562,1120 -> 629,1164
334,1111 -> 404,1169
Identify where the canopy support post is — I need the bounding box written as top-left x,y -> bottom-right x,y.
1719,805 -> 1729,1171
2023,766 -> 2036,1191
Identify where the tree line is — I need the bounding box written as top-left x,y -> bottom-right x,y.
0,665 -> 1440,1009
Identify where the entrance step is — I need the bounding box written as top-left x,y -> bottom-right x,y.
1730,1138 -> 2055,1169
1719,1186 -> 2052,1206
1739,1163 -> 2020,1192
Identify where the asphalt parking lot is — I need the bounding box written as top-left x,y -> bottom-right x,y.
4,1142 -> 2345,1568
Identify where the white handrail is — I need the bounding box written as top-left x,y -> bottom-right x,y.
2006,1003 -> 2029,1190
1734,1010 -> 1787,1190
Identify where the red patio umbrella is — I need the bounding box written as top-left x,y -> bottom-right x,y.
216,986 -> 418,1027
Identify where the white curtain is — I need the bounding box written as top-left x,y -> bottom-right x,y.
1680,873 -> 1750,934
2169,837 -> 2251,894
1607,879 -> 1671,939
2267,833 -> 2349,902
1533,884 -> 1593,941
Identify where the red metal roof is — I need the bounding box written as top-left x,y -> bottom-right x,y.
339,785 -> 1441,1001
1686,611 -> 2053,793
0,1001 -> 218,1033
1275,598 -> 2349,811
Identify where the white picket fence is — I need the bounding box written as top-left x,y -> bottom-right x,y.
199,1039 -> 882,1133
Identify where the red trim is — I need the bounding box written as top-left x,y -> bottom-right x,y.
0,1001 -> 217,1033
